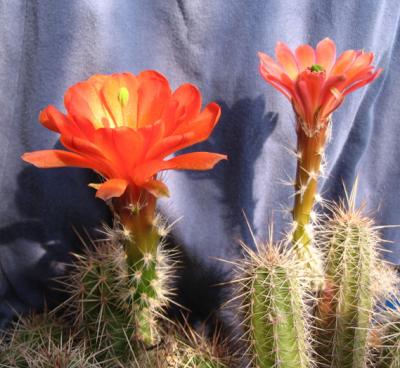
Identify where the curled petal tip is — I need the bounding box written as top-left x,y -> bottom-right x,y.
94,179 -> 129,201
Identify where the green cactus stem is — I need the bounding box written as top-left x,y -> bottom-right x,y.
315,181 -> 382,368
233,241 -> 313,368
111,185 -> 169,347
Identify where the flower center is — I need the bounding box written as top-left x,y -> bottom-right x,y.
309,64 -> 325,73
118,87 -> 129,106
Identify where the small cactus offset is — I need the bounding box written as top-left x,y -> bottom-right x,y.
232,238 -> 315,368
315,180 -> 395,368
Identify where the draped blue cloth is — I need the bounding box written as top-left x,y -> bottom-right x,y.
1,0 -> 400,327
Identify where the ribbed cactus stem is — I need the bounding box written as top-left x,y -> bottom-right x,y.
130,252 -> 161,346
239,243 -> 313,368
316,186 -> 379,368
292,116 -> 329,280
76,242 -> 137,359
112,187 -> 166,346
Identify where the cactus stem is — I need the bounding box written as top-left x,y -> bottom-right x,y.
314,178 -> 394,368
229,238 -> 315,368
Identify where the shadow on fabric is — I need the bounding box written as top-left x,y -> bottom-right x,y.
166,97 -> 279,343
0,160 -> 109,327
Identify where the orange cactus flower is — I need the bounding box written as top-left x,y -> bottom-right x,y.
22,71 -> 226,202
258,39 -> 382,284
258,38 -> 382,137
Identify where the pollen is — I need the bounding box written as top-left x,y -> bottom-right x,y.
118,86 -> 129,106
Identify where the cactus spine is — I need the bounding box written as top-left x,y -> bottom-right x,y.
162,325 -> 228,368
377,300 -> 400,368
380,322 -> 400,368
234,240 -> 314,368
316,181 -> 382,368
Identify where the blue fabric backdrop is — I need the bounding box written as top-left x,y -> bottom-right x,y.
1,0 -> 400,327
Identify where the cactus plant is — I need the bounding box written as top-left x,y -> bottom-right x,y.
20,69 -> 226,361
231,237 -> 314,368
314,180 -> 398,368
0,313 -> 101,368
56,224 -> 176,364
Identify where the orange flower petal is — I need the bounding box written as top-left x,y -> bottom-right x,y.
167,83 -> 202,128
295,44 -> 316,71
167,152 -> 227,170
39,107 -> 60,133
296,80 -> 314,124
142,179 -> 170,198
137,71 -> 171,128
60,135 -> 106,159
40,105 -> 88,139
316,38 -> 336,73
94,178 -> 129,201
22,150 -> 91,169
275,42 -> 299,80
260,71 -> 293,99
92,128 -> 143,176
297,70 -> 325,117
258,51 -> 286,78
145,134 -> 187,160
343,52 -> 375,84
320,90 -> 344,118
330,50 -> 357,76
112,127 -> 144,168
172,102 -> 221,141
138,70 -> 169,85
133,160 -> 170,185
139,120 -> 166,152
343,68 -> 383,96
65,80 -> 112,129
320,75 -> 346,106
